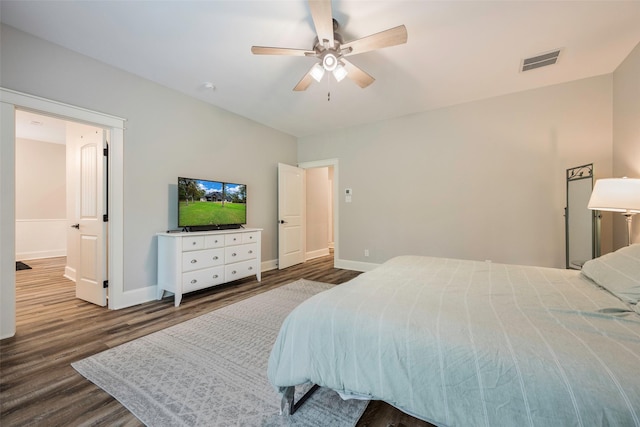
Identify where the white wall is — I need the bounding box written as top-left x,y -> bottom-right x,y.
0,24 -> 297,295
299,75 -> 614,268
612,42 -> 640,248
15,138 -> 67,259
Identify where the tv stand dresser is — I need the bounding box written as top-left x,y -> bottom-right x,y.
156,228 -> 262,306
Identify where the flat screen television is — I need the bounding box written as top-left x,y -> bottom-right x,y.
178,177 -> 247,230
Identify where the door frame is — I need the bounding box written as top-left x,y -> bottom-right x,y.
298,159 -> 340,268
1,88 -> 125,339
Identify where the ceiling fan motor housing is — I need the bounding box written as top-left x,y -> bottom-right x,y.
314,23 -> 346,71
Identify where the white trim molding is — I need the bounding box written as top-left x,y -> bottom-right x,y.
1,87 -> 126,339
335,258 -> 380,272
15,219 -> 67,260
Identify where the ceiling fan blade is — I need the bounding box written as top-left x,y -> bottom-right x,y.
342,25 -> 408,56
342,59 -> 375,88
251,46 -> 314,56
308,0 -> 334,47
293,67 -> 316,91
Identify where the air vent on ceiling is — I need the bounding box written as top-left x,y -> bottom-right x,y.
521,49 -> 562,72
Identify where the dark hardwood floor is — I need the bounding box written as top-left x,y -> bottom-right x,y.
1,255 -> 434,427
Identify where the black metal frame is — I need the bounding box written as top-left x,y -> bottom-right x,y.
281,384 -> 320,415
565,163 -> 598,269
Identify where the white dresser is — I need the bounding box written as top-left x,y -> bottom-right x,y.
157,228 -> 262,306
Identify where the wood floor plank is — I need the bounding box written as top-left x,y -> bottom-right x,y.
1,255 -> 434,427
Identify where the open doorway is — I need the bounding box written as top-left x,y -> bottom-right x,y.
304,166 -> 334,260
1,88 -> 125,339
300,159 -> 339,267
15,110 -> 108,306
277,159 -> 339,270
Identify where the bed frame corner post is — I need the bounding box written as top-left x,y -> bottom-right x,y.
280,386 -> 294,415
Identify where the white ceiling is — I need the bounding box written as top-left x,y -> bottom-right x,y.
15,110 -> 68,144
2,0 -> 640,138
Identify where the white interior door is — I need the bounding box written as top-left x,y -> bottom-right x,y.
278,163 -> 305,269
71,126 -> 107,306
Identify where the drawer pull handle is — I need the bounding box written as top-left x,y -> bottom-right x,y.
192,241 -> 197,245
190,259 -> 197,264
248,266 -> 253,270
231,270 -> 237,275
232,253 -> 237,257
191,279 -> 197,284
248,250 -> 253,254
212,256 -> 218,260
212,274 -> 218,279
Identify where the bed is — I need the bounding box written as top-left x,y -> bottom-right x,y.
268,244 -> 640,426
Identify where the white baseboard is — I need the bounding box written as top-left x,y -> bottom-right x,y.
15,219 -> 66,260
305,248 -> 330,261
111,262 -> 279,310
334,258 -> 380,272
16,249 -> 66,260
108,258 -> 370,311
261,259 -> 278,272
0,331 -> 15,340
64,266 -> 76,282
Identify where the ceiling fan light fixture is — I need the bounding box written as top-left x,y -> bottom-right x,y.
333,63 -> 348,82
310,63 -> 326,82
250,1 -> 408,92
322,53 -> 338,71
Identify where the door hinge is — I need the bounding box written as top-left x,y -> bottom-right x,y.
103,280 -> 109,289
103,214 -> 108,222
103,147 -> 108,156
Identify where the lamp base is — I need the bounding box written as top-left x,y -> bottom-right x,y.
623,213 -> 635,246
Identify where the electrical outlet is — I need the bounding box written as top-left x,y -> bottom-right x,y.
364,249 -> 369,257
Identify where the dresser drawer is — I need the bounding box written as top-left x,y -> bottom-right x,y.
242,231 -> 260,244
225,243 -> 257,263
182,236 -> 204,251
224,233 -> 244,246
225,259 -> 258,282
182,266 -> 225,293
204,235 -> 225,248
182,248 -> 224,272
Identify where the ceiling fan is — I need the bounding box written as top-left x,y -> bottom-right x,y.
251,0 -> 408,91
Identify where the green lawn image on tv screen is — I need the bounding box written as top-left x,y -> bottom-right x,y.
179,201 -> 246,225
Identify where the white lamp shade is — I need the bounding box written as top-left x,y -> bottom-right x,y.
310,63 -> 325,82
587,178 -> 640,213
332,64 -> 348,82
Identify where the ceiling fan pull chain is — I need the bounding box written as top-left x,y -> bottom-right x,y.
327,74 -> 331,101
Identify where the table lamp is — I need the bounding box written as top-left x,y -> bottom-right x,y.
588,177 -> 640,246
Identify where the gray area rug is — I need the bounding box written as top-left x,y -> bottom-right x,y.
72,279 -> 369,426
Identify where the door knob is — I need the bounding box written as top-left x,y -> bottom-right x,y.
70,224 -> 80,229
